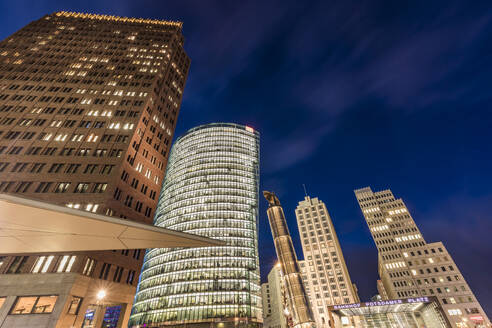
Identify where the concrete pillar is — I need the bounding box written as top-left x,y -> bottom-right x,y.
93,304 -> 106,328
0,296 -> 16,327
117,303 -> 130,328
50,293 -> 69,328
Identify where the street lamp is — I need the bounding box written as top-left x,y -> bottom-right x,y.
97,290 -> 106,301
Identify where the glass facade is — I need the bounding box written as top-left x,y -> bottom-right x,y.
330,297 -> 452,328
129,123 -> 261,328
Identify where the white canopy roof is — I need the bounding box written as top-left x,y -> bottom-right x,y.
0,194 -> 223,254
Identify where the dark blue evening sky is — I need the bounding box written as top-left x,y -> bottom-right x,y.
1,0 -> 491,315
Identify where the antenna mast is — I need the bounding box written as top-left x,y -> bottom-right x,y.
302,184 -> 308,197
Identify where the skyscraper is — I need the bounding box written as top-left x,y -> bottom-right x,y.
0,11 -> 189,326
295,196 -> 359,328
355,187 -> 490,328
129,123 -> 262,328
264,191 -> 315,328
261,264 -> 288,328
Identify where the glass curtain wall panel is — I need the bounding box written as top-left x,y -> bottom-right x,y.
130,123 -> 261,328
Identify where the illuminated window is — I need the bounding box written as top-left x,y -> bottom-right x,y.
41,256 -> 54,273
57,255 -> 76,272
85,204 -> 98,213
31,256 -> 46,273
82,258 -> 96,276
67,296 -> 82,315
55,183 -> 70,193
33,296 -> 57,313
10,297 -> 37,314
57,256 -> 69,272
448,309 -> 462,315
66,203 -> 81,209
54,134 -> 67,141
10,296 -> 57,314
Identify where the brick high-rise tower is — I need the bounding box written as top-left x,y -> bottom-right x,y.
0,11 -> 189,327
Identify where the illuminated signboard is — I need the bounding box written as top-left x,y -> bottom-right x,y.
407,297 -> 429,303
245,126 -> 254,133
363,300 -> 403,307
333,303 -> 361,310
333,297 -> 430,310
470,316 -> 484,322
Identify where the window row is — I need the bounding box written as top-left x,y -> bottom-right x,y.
0,180 -> 109,194
0,161 -> 119,175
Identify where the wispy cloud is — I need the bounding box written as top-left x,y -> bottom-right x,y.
263,124 -> 333,173
255,2 -> 492,172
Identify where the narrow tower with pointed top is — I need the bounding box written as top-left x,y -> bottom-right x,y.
264,190 -> 316,328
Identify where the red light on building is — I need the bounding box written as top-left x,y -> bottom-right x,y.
470,315 -> 483,322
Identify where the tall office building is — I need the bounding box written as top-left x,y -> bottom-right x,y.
295,196 -> 359,328
129,123 -> 262,328
355,187 -> 490,328
261,264 -> 288,328
0,11 -> 189,327
298,261 -> 310,296
376,279 -> 389,300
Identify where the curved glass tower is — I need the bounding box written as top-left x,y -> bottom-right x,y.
129,123 -> 261,328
